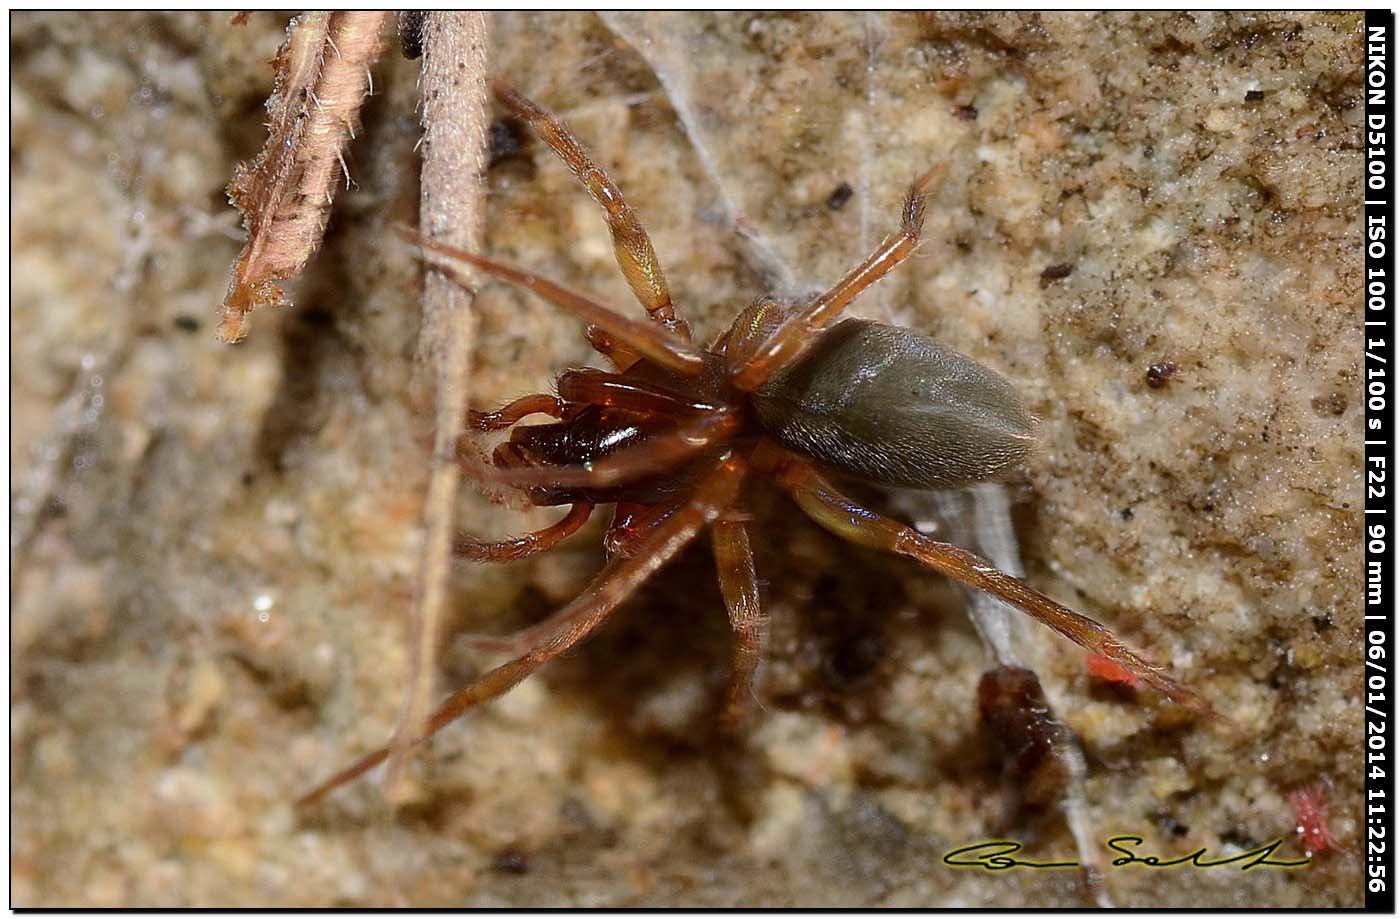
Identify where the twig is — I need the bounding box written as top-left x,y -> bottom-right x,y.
384,11 -> 490,800
218,11 -> 391,343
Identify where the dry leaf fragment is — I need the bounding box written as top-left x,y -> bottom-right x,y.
218,11 -> 391,343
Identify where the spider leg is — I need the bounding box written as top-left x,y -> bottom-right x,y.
604,501 -> 679,559
584,326 -> 643,372
758,445 -> 1212,717
494,83 -> 689,338
452,436 -> 534,511
469,372 -> 711,436
730,163 -> 949,391
296,454 -> 748,807
400,228 -> 704,377
711,517 -> 766,729
557,368 -> 723,417
461,498 -> 688,656
489,411 -> 739,492
468,392 -> 564,432
455,502 -> 594,562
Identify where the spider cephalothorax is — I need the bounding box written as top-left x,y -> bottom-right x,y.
298,83 -> 1208,807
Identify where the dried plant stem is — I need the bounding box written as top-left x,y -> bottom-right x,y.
384,11 -> 490,799
218,11 -> 391,343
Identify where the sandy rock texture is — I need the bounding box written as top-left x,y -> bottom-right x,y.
11,11 -> 1362,907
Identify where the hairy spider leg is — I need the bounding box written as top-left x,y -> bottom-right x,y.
296,454 -> 748,807
458,505 -> 686,657
460,509 -> 761,679
458,498 -> 691,657
450,432 -> 535,512
731,163 -> 950,391
557,368 -> 724,417
756,444 -> 1212,717
469,393 -> 565,432
712,517 -> 766,729
455,502 -> 595,562
469,369 -> 710,439
461,373 -> 716,562
604,501 -> 681,559
487,410 -> 740,491
400,228 -> 704,377
585,326 -> 643,372
494,82 -> 689,338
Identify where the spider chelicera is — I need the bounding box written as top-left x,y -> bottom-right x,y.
297,82 -> 1208,807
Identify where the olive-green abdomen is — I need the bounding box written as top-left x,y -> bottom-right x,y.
751,319 -> 1036,489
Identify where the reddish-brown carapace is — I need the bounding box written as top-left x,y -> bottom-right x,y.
296,83 -> 1210,807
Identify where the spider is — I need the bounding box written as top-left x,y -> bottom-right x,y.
297,82 -> 1210,807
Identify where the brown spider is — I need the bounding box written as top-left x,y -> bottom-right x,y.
297,83 -> 1209,807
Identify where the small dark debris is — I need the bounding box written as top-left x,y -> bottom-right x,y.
1039,262 -> 1074,288
173,315 -> 201,333
398,11 -> 426,60
1145,361 -> 1178,389
299,306 -> 336,328
1119,506 -> 1135,521
1312,613 -> 1334,633
492,849 -> 530,875
241,471 -> 256,487
953,104 -> 979,121
1151,35 -> 1193,59
978,666 -> 1067,806
1159,814 -> 1191,839
1244,89 -> 1265,103
826,181 -> 854,211
1220,828 -> 1257,851
826,632 -> 884,689
489,117 -> 530,168
1311,391 -> 1347,417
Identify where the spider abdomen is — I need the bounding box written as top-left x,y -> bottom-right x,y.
750,318 -> 1036,490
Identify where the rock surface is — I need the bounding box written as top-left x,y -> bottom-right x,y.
12,11 -> 1361,907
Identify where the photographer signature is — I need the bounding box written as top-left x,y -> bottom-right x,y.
943,836 -> 1311,873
